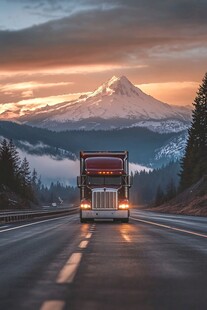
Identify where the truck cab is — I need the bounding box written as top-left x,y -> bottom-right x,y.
77,151 -> 132,223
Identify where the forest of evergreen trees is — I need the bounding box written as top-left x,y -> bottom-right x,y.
179,72 -> 207,191
143,72 -> 207,208
33,178 -> 79,206
0,139 -> 78,209
0,139 -> 35,208
131,161 -> 180,205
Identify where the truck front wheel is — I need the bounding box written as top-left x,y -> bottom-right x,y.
80,218 -> 87,223
122,218 -> 129,223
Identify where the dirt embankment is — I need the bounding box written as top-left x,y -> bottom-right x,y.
150,176 -> 207,216
0,185 -> 35,210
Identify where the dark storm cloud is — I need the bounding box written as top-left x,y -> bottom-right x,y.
0,0 -> 207,71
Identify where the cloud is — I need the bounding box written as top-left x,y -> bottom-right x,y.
17,147 -> 151,186
17,149 -> 80,186
0,0 -> 206,110
22,90 -> 34,98
0,92 -> 91,118
0,81 -> 73,92
0,1 -> 207,72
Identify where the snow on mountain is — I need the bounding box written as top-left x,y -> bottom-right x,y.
155,131 -> 188,162
50,75 -> 191,121
18,75 -> 192,132
128,120 -> 190,133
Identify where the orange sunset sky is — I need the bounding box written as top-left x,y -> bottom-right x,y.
0,0 -> 207,118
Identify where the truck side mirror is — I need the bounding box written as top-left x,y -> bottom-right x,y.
128,175 -> 133,186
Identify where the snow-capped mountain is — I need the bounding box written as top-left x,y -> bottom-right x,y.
18,75 -> 192,132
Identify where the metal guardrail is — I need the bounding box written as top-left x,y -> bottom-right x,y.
0,206 -> 79,224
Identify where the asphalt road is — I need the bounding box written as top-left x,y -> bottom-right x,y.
0,210 -> 207,310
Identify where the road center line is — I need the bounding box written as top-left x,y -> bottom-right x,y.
40,300 -> 65,310
57,252 -> 82,284
122,233 -> 131,242
86,232 -> 92,239
130,217 -> 207,239
79,240 -> 89,248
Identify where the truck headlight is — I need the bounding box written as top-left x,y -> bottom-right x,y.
118,202 -> 129,210
80,202 -> 91,210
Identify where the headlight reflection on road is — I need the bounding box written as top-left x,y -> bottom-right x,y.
122,233 -> 131,242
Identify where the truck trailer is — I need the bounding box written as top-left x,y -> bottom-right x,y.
77,151 -> 132,223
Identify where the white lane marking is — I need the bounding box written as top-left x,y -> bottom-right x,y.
130,217 -> 207,239
57,253 -> 82,284
0,215 -> 77,234
122,234 -> 131,242
86,232 -> 92,239
40,300 -> 65,310
79,240 -> 89,248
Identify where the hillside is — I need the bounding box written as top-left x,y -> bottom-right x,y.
151,176 -> 207,216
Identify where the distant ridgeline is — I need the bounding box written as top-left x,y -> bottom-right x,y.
0,121 -> 186,167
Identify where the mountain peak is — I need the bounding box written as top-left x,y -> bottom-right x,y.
107,75 -> 132,87
108,75 -> 128,82
89,75 -> 137,98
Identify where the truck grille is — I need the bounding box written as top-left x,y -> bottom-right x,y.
92,189 -> 118,209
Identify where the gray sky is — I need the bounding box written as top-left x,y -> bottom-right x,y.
0,0 -> 207,115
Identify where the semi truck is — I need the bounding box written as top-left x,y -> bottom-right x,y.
77,151 -> 132,223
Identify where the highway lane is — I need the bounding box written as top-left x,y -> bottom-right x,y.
0,214 -> 85,310
0,211 -> 207,309
131,209 -> 207,235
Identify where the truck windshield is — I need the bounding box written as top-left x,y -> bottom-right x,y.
87,176 -> 122,185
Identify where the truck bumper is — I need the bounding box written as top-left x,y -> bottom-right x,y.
81,209 -> 129,219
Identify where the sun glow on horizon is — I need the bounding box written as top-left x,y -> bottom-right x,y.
138,81 -> 198,106
0,78 -> 198,119
0,92 -> 91,118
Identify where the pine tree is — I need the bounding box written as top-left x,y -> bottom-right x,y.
155,185 -> 165,206
0,139 -> 20,189
31,169 -> 38,186
8,140 -> 21,174
19,157 -> 33,200
20,157 -> 31,187
166,178 -> 176,200
180,72 -> 207,190
0,139 -> 36,207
